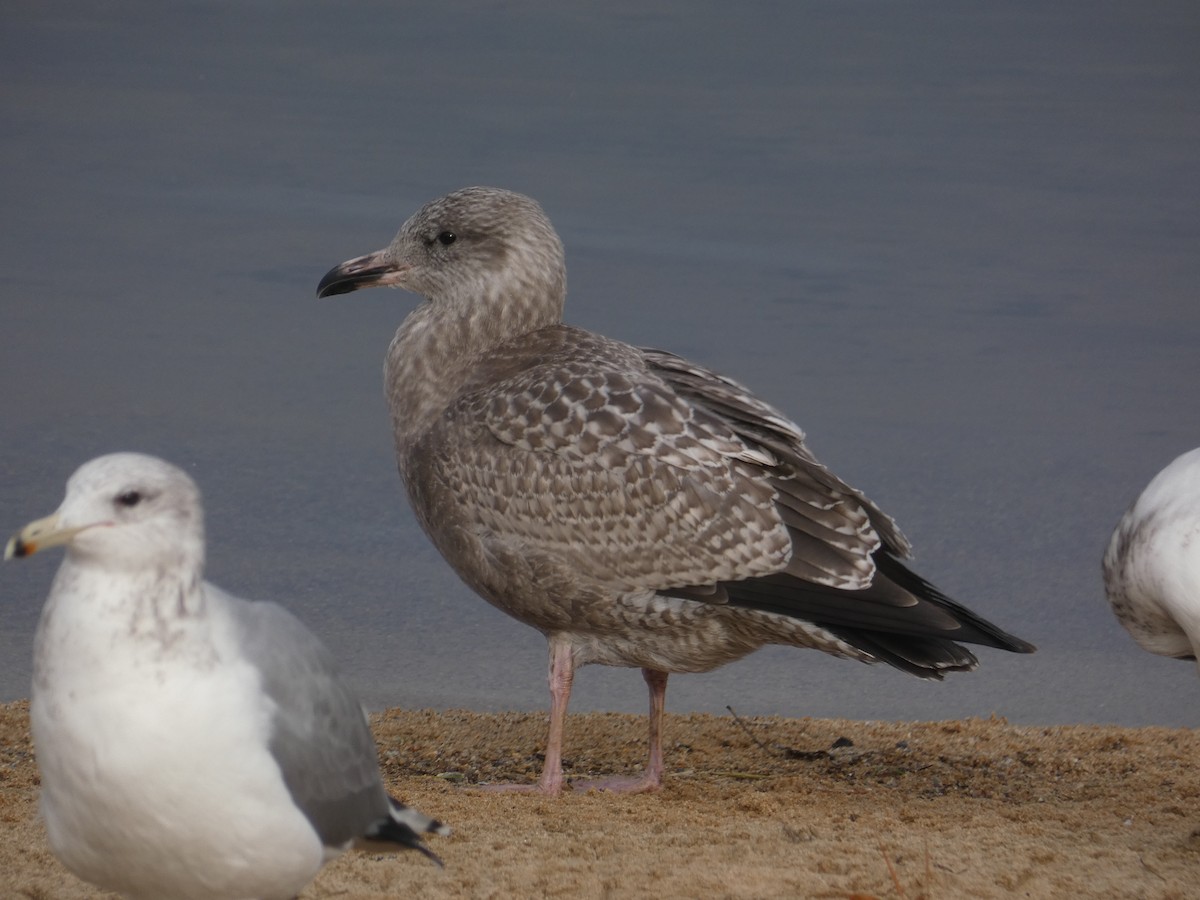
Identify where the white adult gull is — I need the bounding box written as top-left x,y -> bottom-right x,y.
316,186 -> 1036,795
5,453 -> 447,900
1104,446 -> 1200,670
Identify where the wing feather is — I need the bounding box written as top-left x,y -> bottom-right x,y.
433,327 -> 889,594
224,594 -> 388,848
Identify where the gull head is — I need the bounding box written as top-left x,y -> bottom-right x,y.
6,453 -> 205,574
316,186 -> 567,325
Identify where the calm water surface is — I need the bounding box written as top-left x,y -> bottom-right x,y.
2,2 -> 1198,727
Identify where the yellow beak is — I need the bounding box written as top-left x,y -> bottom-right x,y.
4,513 -> 90,560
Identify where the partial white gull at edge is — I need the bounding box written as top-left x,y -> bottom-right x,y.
5,453 -> 447,900
1104,446 -> 1200,670
316,186 -> 1036,796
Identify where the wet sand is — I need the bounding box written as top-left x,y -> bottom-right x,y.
2,701 -> 1196,898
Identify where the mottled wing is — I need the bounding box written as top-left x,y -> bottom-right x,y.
222,590 -> 389,848
438,328 -> 887,593
642,346 -> 911,560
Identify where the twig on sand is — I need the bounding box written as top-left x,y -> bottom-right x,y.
725,704 -> 854,761
880,840 -> 907,899
850,839 -> 932,900
1139,854 -> 1167,882
725,705 -> 774,755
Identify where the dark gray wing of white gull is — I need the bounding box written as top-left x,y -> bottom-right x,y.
1103,447 -> 1200,666
316,186 -> 1036,794
228,594 -> 449,862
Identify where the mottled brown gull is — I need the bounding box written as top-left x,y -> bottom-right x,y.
317,186 -> 1035,795
1104,447 -> 1200,671
5,453 -> 447,899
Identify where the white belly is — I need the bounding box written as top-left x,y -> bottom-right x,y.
33,645 -> 323,899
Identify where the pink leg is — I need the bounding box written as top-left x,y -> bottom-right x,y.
480,637 -> 574,795
572,667 -> 668,794
536,638 -> 574,794
642,667 -> 668,787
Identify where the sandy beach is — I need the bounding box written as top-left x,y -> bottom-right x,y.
2,700 -> 1196,899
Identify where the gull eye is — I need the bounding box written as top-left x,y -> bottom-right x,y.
436,231 -> 457,246
116,491 -> 143,508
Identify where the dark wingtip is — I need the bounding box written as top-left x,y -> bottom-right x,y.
871,552 -> 1038,654
415,842 -> 446,869
366,816 -> 446,867
358,797 -> 450,867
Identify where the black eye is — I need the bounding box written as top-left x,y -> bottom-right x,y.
116,491 -> 142,508
436,231 -> 457,246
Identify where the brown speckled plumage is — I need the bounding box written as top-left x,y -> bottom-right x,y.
318,186 -> 1034,793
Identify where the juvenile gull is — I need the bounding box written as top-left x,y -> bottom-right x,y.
5,453 -> 447,899
1104,447 -> 1200,671
317,186 -> 1035,795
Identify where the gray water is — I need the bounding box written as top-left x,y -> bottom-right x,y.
2,2 -> 1198,728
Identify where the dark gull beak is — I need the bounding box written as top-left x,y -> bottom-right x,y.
316,249 -> 411,298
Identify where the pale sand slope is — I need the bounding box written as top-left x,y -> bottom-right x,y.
2,702 -> 1196,899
